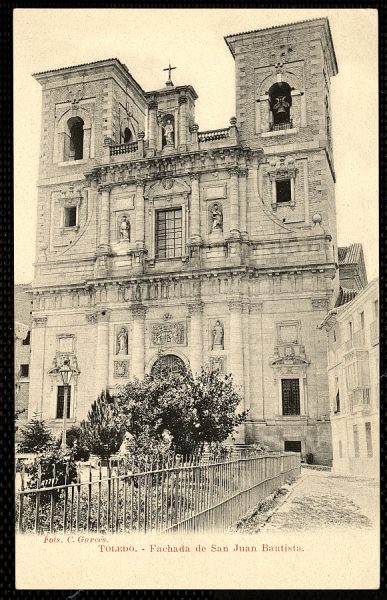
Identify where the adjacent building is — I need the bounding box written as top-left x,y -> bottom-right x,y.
320,278 -> 379,477
15,284 -> 32,431
28,18 -> 347,463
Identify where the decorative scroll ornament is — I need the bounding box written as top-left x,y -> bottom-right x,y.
162,178 -> 174,190
209,356 -> 226,374
270,344 -> 309,367
48,354 -> 80,376
151,321 -> 186,346
114,360 -> 129,378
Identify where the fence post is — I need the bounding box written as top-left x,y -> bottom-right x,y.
34,463 -> 42,534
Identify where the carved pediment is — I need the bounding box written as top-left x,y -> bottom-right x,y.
270,343 -> 310,367
146,177 -> 190,201
48,354 -> 80,376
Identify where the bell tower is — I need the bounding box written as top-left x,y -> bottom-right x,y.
225,18 -> 338,246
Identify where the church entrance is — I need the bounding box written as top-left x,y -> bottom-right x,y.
151,354 -> 186,378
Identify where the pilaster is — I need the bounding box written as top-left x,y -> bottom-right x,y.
94,309 -> 111,398
131,304 -> 147,379
188,301 -> 204,375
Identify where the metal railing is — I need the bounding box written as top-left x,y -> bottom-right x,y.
270,120 -> 293,131
15,451 -> 300,535
110,141 -> 139,156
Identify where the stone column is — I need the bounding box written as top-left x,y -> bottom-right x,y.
249,302 -> 264,420
239,169 -> 248,239
241,303 -> 250,413
190,123 -> 199,151
270,176 -> 277,209
228,168 -> 240,237
135,180 -> 145,249
228,301 -> 244,392
95,309 -> 110,397
28,316 -> 47,419
228,300 -> 245,443
147,101 -> 158,155
179,96 -> 188,152
188,301 -> 204,374
190,174 -> 201,242
131,304 -> 147,378
98,185 -> 111,251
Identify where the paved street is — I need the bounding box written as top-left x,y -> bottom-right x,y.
263,468 -> 379,533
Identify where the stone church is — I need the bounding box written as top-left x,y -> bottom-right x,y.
28,18 -> 353,464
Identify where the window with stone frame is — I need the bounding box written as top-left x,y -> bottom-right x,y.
64,206 -> 78,228
67,116 -> 84,160
19,364 -> 29,378
56,385 -> 71,420
275,179 -> 292,204
353,424 -> 360,458
281,378 -> 300,416
268,81 -> 292,130
122,127 -> 132,144
365,422 -> 373,458
155,208 -> 182,259
22,330 -> 31,346
284,440 -> 301,453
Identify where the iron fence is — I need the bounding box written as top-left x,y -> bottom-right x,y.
16,451 -> 300,535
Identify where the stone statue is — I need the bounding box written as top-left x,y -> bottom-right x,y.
116,327 -> 128,355
134,283 -> 142,302
162,118 -> 174,146
119,215 -> 130,241
211,203 -> 223,232
211,320 -> 224,350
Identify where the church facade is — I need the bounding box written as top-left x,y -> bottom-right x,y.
28,18 -> 340,464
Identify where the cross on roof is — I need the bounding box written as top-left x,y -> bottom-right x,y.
163,62 -> 176,86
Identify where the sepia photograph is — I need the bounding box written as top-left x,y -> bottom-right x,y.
14,8 -> 379,590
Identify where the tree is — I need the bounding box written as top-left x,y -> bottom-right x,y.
14,408 -> 26,433
61,425 -> 90,461
18,415 -> 54,453
25,444 -> 78,498
80,390 -> 126,461
116,368 -> 247,456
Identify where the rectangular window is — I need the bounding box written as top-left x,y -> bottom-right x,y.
276,179 -> 291,204
374,299 -> 379,319
56,385 -> 71,419
360,311 -> 365,330
365,422 -> 373,458
64,206 -> 77,228
284,440 -> 301,453
338,440 -> 343,458
20,364 -> 29,378
353,425 -> 360,458
281,379 -> 300,416
156,208 -> 182,259
335,390 -> 340,413
348,321 -> 353,342
22,330 -> 31,345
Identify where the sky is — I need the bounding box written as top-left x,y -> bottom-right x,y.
14,8 -> 378,283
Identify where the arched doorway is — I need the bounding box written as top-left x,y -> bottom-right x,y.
151,354 -> 186,378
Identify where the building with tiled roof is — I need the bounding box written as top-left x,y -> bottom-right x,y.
338,243 -> 368,291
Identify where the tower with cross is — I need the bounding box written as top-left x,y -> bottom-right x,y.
163,62 -> 176,87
